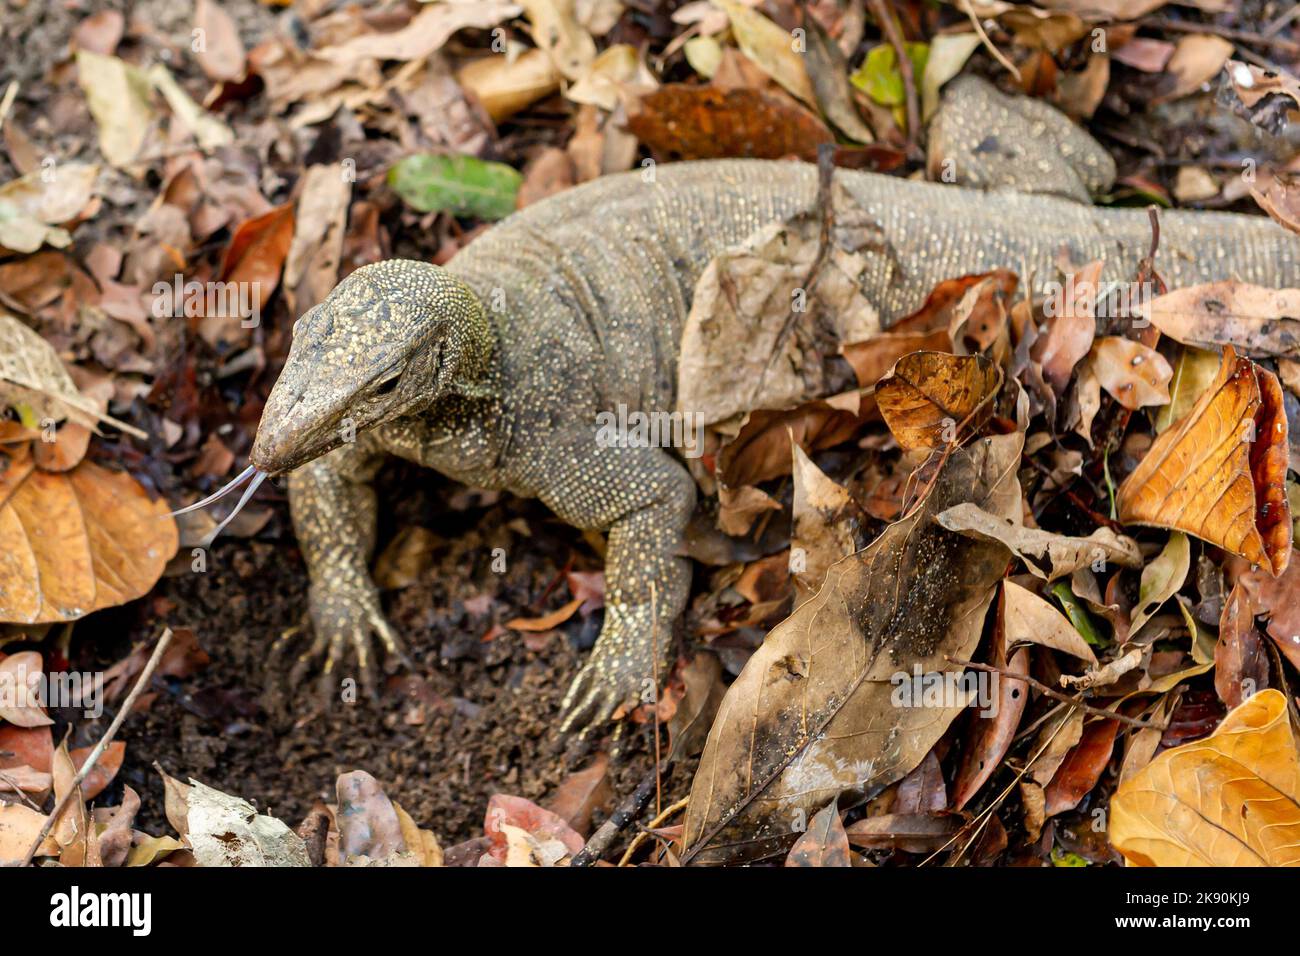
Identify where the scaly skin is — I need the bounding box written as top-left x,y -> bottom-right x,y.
248,79 -> 1300,736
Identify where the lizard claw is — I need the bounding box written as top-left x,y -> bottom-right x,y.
557,633 -> 661,741
280,582 -> 410,711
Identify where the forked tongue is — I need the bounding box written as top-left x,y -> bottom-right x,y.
164,464 -> 269,547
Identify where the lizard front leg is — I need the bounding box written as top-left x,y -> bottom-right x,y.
283,431 -> 408,701
535,436 -> 696,737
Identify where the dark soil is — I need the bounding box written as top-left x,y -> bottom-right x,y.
72,459 -> 696,843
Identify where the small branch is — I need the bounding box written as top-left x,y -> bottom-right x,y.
20,627 -> 174,867
867,0 -> 922,156
957,0 -> 1021,82
1141,17 -> 1300,55
571,758 -> 672,867
945,655 -> 1165,730
618,796 -> 689,866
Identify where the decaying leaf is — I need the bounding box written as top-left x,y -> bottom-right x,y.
936,501 -> 1141,581
1002,580 -> 1097,665
74,50 -> 155,167
0,313 -> 138,434
1140,282 -> 1300,359
791,443 -> 863,605
0,451 -> 178,623
876,351 -> 999,451
1117,347 -> 1291,575
677,183 -> 881,427
0,163 -> 97,253
1089,336 -> 1172,410
1110,689 -> 1300,866
627,86 -> 833,161
784,801 -> 851,866
681,433 -> 1022,864
181,777 -> 311,867
714,0 -> 815,106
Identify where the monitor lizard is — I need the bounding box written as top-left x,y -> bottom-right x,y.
215,77 -> 1300,738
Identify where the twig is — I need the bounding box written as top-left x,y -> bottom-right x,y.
957,0 -> 1021,82
0,82 -> 17,134
617,796 -> 689,866
20,627 -> 175,867
650,581 -> 662,822
1264,5 -> 1300,38
945,656 -> 1164,730
1141,17 -> 1300,55
867,0 -> 922,155
570,757 -> 672,867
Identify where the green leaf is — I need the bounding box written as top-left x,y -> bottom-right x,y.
850,43 -> 930,108
388,154 -> 521,221
1051,582 -> 1108,648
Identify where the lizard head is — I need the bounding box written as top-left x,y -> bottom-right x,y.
249,260 -> 489,475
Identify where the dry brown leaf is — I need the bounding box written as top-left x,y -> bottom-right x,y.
1117,347 -> 1290,575
457,50 -> 562,123
936,501 -> 1141,581
0,451 -> 178,623
0,804 -> 59,863
1002,580 -> 1097,665
681,432 -> 1021,864
784,801 -> 851,866
506,597 -> 583,632
522,0 -> 597,81
1110,689 -> 1300,866
0,313 -> 141,436
677,184 -> 881,428
876,351 -> 999,451
194,0 -> 247,82
717,390 -> 869,488
0,651 -> 53,727
791,443 -> 863,605
668,652 -> 727,762
1156,34 -> 1235,104
1032,260 -> 1100,393
1140,281 -> 1300,359
715,0 -> 815,106
1089,336 -> 1172,410
627,85 -> 833,161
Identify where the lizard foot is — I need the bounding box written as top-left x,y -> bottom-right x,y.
280,582 -> 412,710
557,619 -> 668,744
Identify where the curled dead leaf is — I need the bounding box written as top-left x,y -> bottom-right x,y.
1117,347 -> 1290,575
876,351 -> 999,451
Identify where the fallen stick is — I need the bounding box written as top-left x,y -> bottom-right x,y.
570,758 -> 672,867
20,627 -> 175,867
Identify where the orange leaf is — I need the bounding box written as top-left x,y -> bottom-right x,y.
626,86 -> 833,162
506,596 -> 583,633
876,351 -> 999,451
0,452 -> 179,622
219,202 -> 295,313
1110,689 -> 1300,866
1116,346 -> 1290,575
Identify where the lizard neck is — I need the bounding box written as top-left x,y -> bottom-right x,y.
420,274 -> 500,407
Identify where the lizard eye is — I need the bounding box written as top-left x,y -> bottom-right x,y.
374,369 -> 402,395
